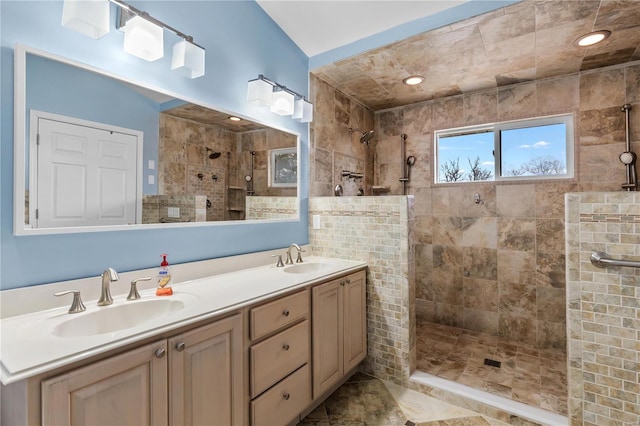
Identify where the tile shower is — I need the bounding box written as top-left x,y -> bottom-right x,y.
309,50 -> 639,418
152,113 -> 296,223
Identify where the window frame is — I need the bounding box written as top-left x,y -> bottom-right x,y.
434,113 -> 574,184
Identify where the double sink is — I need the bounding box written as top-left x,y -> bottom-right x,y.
1,257 -> 361,384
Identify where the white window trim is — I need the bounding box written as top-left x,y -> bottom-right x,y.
434,113 -> 575,184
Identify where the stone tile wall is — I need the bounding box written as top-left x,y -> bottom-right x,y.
566,192 -> 640,426
309,75 -> 375,197
246,196 -> 298,220
159,114 -> 235,221
309,196 -> 415,384
159,115 -> 296,222
142,194 -> 206,224
372,62 -> 640,349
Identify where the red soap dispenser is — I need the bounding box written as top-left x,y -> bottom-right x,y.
156,254 -> 173,296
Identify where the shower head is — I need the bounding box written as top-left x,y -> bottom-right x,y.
349,128 -> 375,144
407,156 -> 416,166
206,148 -> 221,159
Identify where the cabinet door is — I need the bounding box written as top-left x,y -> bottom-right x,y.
169,314 -> 243,426
42,340 -> 168,426
311,279 -> 343,398
343,270 -> 367,372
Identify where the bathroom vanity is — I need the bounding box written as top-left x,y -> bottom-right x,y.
0,256 -> 367,426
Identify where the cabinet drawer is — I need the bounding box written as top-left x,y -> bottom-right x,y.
250,289 -> 309,340
251,364 -> 311,426
250,319 -> 309,398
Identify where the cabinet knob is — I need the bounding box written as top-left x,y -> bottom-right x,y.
282,309 -> 290,317
283,393 -> 290,400
175,342 -> 186,352
282,344 -> 290,351
154,348 -> 166,359
340,281 -> 345,286
346,279 -> 351,284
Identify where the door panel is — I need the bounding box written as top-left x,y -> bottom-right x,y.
35,117 -> 139,228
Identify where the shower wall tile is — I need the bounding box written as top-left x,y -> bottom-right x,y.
497,218 -> 536,251
310,74 -> 375,196
496,184 -> 535,218
566,192 -> 640,426
579,67 -> 626,111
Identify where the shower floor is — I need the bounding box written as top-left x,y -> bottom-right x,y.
416,320 -> 568,416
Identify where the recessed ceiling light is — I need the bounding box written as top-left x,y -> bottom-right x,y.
575,30 -> 611,47
403,75 -> 424,86
229,116 -> 241,121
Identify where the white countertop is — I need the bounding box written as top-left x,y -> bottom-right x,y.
0,256 -> 366,385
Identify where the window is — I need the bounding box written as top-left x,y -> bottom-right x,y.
435,114 -> 574,183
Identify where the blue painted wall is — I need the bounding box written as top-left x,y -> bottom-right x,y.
27,54 -> 161,194
1,1 -> 310,289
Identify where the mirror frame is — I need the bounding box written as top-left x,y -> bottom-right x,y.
13,43 -> 301,236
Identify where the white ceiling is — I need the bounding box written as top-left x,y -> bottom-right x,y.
255,0 -> 468,57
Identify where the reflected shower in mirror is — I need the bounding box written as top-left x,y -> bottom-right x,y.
16,45 -> 298,233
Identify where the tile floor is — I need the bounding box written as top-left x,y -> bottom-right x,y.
416,320 -> 568,416
299,372 -> 514,426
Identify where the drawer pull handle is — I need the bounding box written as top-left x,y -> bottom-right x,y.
282,309 -> 290,317
154,348 -> 166,359
283,393 -> 290,400
340,281 -> 345,286
282,344 -> 290,351
175,342 -> 186,351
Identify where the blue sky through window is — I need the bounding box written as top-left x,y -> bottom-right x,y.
437,122 -> 567,182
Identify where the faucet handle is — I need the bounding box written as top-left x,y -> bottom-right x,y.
271,254 -> 285,267
128,277 -> 151,300
54,290 -> 86,314
296,248 -> 305,263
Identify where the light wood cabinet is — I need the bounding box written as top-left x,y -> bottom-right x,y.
41,313 -> 243,426
312,270 -> 366,399
42,340 -> 169,426
248,289 -> 311,426
169,314 -> 243,426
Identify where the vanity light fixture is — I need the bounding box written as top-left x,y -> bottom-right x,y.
403,75 -> 424,85
61,0 -> 110,39
123,14 -> 163,61
247,74 -> 313,122
574,30 -> 611,47
270,88 -> 295,116
61,0 -> 206,77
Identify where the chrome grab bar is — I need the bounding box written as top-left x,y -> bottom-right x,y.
590,252 -> 640,269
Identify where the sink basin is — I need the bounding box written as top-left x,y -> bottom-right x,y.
53,298 -> 186,337
283,262 -> 337,274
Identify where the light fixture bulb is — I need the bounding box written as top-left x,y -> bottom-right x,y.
123,15 -> 164,62
575,30 -> 611,47
270,89 -> 295,116
61,0 -> 110,39
247,78 -> 273,107
292,98 -> 305,120
229,116 -> 241,122
299,99 -> 313,123
403,75 -> 424,85
171,40 -> 205,78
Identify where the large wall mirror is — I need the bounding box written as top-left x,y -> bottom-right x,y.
14,45 -> 299,235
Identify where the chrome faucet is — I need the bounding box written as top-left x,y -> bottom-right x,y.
285,244 -> 305,265
97,268 -> 119,306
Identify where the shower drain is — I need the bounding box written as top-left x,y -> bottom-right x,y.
484,358 -> 501,368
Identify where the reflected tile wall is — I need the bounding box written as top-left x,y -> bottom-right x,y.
245,196 -> 298,220
309,196 -> 415,385
566,193 -> 640,426
373,62 -> 639,349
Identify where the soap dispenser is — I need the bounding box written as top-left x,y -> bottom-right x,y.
156,254 -> 173,296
